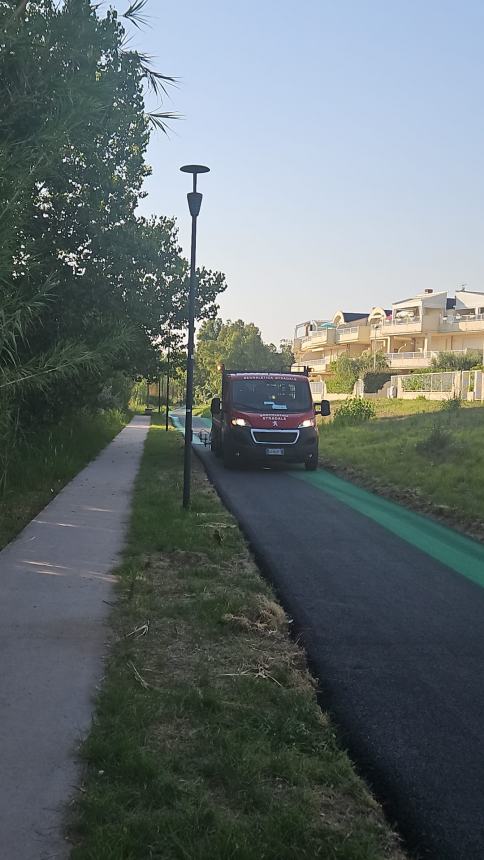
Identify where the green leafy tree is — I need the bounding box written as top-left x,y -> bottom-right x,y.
195,319 -> 294,400
326,351 -> 389,394
431,350 -> 483,371
326,355 -> 359,394
0,0 -> 226,479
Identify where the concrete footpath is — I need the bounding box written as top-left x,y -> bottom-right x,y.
0,415 -> 150,860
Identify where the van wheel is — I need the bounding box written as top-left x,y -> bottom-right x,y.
305,457 -> 318,472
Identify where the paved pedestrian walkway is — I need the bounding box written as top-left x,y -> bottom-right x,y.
0,415 -> 150,860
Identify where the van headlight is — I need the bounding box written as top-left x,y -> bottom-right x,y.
231,417 -> 250,427
298,418 -> 315,428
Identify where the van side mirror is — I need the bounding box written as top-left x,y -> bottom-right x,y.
317,400 -> 331,417
210,396 -> 221,415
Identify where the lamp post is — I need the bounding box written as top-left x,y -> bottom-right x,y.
180,163 -> 210,508
165,338 -> 170,432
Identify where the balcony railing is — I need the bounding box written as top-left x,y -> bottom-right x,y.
335,325 -> 360,341
373,316 -> 420,328
306,358 -> 330,369
300,329 -> 334,349
385,349 -> 469,368
387,351 -> 430,359
337,325 -> 359,333
385,352 -> 432,368
371,317 -> 423,337
440,313 -> 484,330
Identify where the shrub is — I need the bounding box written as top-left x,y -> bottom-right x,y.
98,372 -> 133,411
431,350 -> 483,371
326,355 -> 358,394
326,353 -> 390,394
333,397 -> 376,426
440,396 -> 461,413
415,421 -> 455,456
402,373 -> 433,392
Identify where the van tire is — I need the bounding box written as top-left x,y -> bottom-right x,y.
304,457 -> 318,471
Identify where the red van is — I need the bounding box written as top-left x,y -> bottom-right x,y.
210,370 -> 330,469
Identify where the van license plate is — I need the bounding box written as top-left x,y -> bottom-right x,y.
266,447 -> 284,456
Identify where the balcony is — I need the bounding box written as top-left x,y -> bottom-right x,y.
385,351 -> 433,369
439,313 -> 484,332
306,357 -> 331,371
385,349 -> 469,370
371,316 -> 422,337
336,325 -> 369,343
300,328 -> 335,350
291,357 -> 331,374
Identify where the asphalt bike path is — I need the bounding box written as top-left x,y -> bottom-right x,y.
0,415 -> 150,860
172,408 -> 484,860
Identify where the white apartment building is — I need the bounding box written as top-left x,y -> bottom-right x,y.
293,288 -> 484,378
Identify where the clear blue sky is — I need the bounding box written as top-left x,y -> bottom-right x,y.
111,0 -> 484,344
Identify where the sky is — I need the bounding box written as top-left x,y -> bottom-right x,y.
111,0 -> 484,344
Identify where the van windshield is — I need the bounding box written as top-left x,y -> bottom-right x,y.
231,378 -> 312,413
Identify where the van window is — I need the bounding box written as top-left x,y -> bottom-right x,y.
231,379 -> 311,413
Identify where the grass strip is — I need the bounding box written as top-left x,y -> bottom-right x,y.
0,408 -> 126,550
70,417 -> 405,860
319,404 -> 484,539
193,403 -> 212,418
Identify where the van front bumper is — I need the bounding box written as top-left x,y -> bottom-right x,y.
224,426 -> 318,464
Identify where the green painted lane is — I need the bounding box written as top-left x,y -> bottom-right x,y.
293,468 -> 484,589
170,411 -> 211,445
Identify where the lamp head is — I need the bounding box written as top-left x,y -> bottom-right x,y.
180,165 -> 210,209
180,164 -> 210,175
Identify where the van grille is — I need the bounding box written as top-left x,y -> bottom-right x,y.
251,430 -> 299,445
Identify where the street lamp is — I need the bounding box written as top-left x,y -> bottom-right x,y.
165,337 -> 171,432
180,163 -> 210,508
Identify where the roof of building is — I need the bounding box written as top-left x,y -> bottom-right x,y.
339,312 -> 368,323
393,291 -> 448,305
455,288 -> 484,296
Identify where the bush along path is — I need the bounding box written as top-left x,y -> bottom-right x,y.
70,417 -> 405,860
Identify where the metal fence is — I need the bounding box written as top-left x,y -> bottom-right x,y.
394,371 -> 455,393
310,381 -> 325,400
391,369 -> 484,399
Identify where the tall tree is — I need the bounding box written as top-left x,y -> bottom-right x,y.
0,0 -> 226,459
195,319 -> 293,400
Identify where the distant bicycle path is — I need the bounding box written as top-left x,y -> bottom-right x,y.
172,407 -> 484,860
